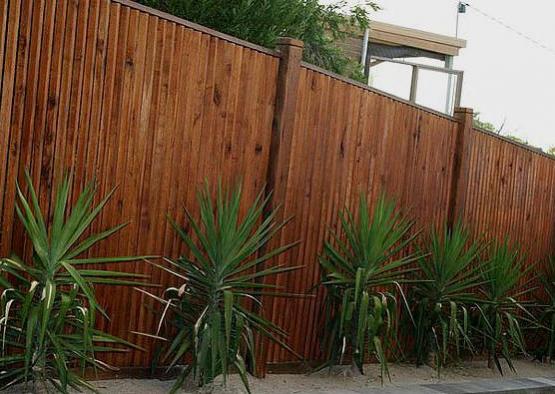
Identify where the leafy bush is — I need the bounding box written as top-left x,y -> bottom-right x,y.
137,183 -> 299,393
410,223 -> 484,372
475,241 -> 536,374
533,257 -> 555,361
0,172 -> 144,392
319,195 -> 419,379
137,0 -> 379,81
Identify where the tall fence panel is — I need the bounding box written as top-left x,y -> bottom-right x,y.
262,64 -> 460,365
0,0 -> 279,367
462,129 -> 555,272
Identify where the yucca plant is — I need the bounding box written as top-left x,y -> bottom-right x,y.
475,240 -> 537,374
532,256 -> 555,362
319,194 -> 420,379
0,171 -> 145,393
410,223 -> 484,373
136,183 -> 299,393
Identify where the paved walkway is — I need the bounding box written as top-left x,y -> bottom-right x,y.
303,377 -> 555,393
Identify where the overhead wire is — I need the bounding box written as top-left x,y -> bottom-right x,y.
456,1 -> 555,57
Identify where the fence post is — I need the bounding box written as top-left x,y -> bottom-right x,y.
448,107 -> 474,229
265,37 -> 304,203
255,37 -> 304,378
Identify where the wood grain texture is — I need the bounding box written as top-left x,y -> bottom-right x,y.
1,0 -> 554,370
462,128 -> 555,271
262,67 -> 459,364
0,0 -> 278,367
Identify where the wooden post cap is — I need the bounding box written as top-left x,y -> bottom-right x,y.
276,37 -> 304,49
454,107 -> 473,115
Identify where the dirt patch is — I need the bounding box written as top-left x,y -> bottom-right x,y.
7,359 -> 555,393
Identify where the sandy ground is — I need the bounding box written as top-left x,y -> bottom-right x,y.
8,359 -> 555,393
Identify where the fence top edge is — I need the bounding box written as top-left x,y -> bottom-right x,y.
300,61 -> 458,122
113,0 -> 280,58
115,1 -> 459,125
101,2 -> 555,165
473,127 -> 554,162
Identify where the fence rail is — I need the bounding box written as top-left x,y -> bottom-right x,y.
1,0 -> 554,374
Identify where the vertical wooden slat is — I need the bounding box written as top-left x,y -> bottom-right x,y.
7,0 -> 46,261
0,0 -> 32,257
62,0 -> 90,178
0,0 -> 10,82
50,0 -> 78,188
0,0 -> 22,255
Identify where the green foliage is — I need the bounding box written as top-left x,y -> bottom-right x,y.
137,0 -> 379,80
472,112 -> 497,133
410,223 -> 484,373
475,240 -> 536,374
319,195 -> 419,378
0,172 -> 145,392
472,112 -> 540,151
504,135 -> 529,145
137,183 -> 299,393
535,257 -> 555,361
547,147 -> 555,157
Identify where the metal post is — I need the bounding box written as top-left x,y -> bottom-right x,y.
454,71 -> 464,108
361,28 -> 370,68
362,28 -> 372,84
444,55 -> 454,114
409,65 -> 419,103
446,1 -> 465,114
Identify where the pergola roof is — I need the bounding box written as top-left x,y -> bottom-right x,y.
369,21 -> 467,57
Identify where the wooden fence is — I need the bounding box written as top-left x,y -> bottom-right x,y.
1,0 -> 554,373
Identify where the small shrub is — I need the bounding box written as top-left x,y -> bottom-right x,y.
410,223 -> 484,373
319,194 -> 419,379
0,172 -> 145,392
533,256 -> 555,362
136,183 -> 299,393
475,240 -> 537,374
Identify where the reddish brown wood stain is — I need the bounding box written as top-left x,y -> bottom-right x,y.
262,68 -> 461,364
462,129 -> 555,273
1,0 -> 554,370
0,0 -> 278,367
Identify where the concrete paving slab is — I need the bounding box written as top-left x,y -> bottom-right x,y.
529,378 -> 555,386
416,376 -> 555,394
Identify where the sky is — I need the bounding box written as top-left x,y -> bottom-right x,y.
326,0 -> 555,149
